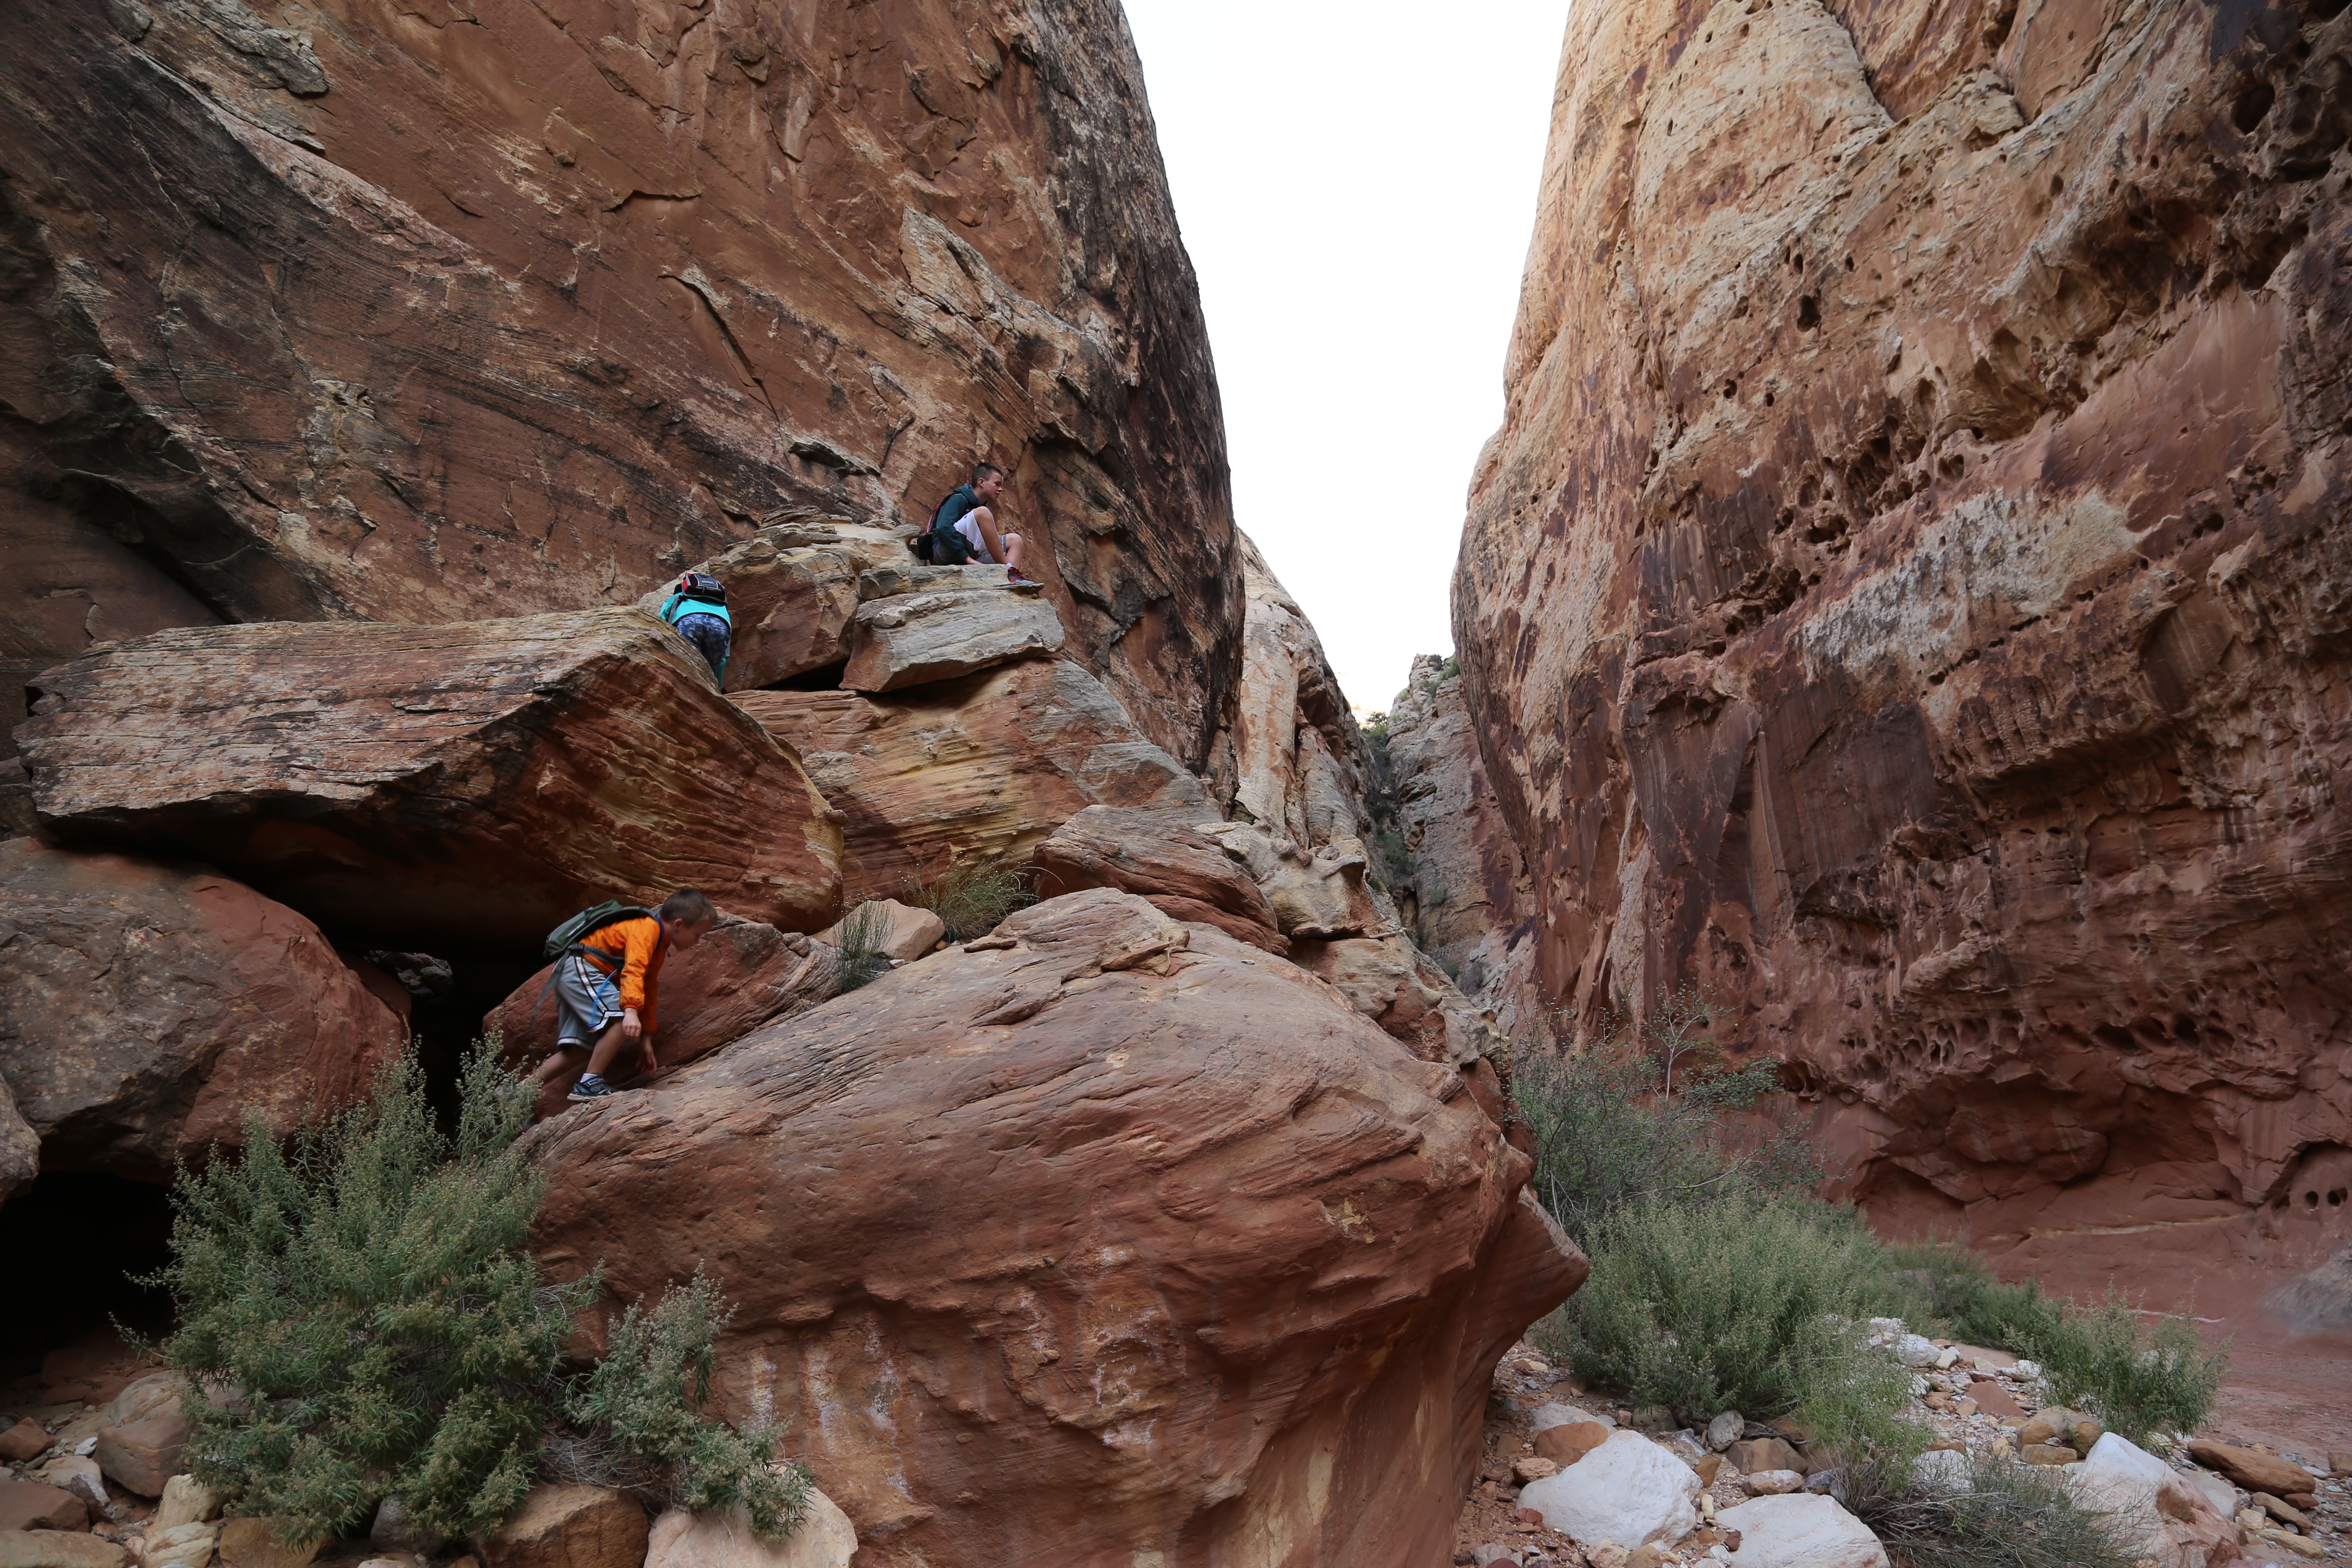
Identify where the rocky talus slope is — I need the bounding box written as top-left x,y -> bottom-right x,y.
0,0 -> 1239,778
1448,0 -> 2352,1306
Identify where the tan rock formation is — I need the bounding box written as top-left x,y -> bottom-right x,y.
1378,654 -> 1537,1010
1452,0 -> 2352,1296
525,888 -> 1583,1568
0,0 -> 1239,774
0,839 -> 404,1180
1289,933 -> 1493,1069
17,611 -> 842,945
646,521 -> 915,693
1232,533 -> 1373,843
818,898 -> 946,963
1032,804 -> 1288,953
841,582 -> 1066,693
733,659 -> 1209,901
1202,821 -> 1386,941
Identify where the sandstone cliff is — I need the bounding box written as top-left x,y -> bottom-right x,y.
1452,0 -> 2352,1298
0,0 -> 1239,774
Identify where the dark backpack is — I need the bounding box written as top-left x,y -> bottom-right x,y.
541,900 -> 655,961
923,487 -> 978,565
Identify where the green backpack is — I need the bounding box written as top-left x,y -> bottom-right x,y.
541,901 -> 655,961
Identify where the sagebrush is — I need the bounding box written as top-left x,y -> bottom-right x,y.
899,853 -> 1035,941
150,1045 -> 804,1544
1842,1446 -> 2142,1568
1556,1191 -> 1919,1449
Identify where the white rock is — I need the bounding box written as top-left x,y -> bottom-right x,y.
1719,1492 -> 1890,1568
1933,1346 -> 1960,1369
1911,1449 -> 1972,1490
143,1521 -> 219,1568
1740,1470 -> 1805,1495
2013,1360 -> 2041,1380
645,1488 -> 858,1568
1706,1411 -> 1744,1451
2067,1433 -> 2244,1568
1518,1428 -> 1700,1548
1866,1318 -> 1906,1338
40,1453 -> 108,1507
1893,1334 -> 1942,1368
2177,1466 -> 2239,1519
841,585 -> 1065,693
1529,1402 -> 1615,1433
153,1475 -> 222,1533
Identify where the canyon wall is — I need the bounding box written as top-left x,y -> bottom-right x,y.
1453,0 -> 2352,1299
0,0 -> 1239,775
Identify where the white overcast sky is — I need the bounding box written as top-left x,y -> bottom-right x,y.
1121,0 -> 1568,716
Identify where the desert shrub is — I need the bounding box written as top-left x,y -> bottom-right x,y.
1882,1240 -> 2227,1439
150,1044 -> 802,1544
2030,1289 -> 2228,1441
1563,1192 -> 1916,1439
830,901 -> 891,992
561,1274 -> 808,1534
1511,991 -> 1814,1246
899,853 -> 1035,941
1842,1446 -> 2141,1568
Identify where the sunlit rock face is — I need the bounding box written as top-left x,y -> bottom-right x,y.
1452,0 -> 2352,1296
0,0 -> 1240,774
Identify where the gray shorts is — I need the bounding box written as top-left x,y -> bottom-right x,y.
551,952 -> 624,1049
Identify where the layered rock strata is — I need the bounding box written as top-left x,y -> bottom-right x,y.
733,659 -> 1208,901
527,888 -> 1584,1568
17,610 -> 842,945
1232,534 -> 1375,843
1453,0 -> 2352,1295
0,838 -> 406,1181
0,0 -> 1239,772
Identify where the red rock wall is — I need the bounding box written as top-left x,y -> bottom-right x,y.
1453,0 -> 2352,1296
0,0 -> 1238,770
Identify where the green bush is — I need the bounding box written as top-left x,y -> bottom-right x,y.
2030,1289 -> 2228,1442
150,1045 -> 804,1545
1883,1240 -> 2227,1439
1843,1446 -> 2141,1568
829,901 -> 891,992
1561,1192 -> 1917,1443
561,1274 -> 808,1535
899,854 -> 1035,941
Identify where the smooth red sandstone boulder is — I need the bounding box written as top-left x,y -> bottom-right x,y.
1448,0 -> 2352,1296
0,0 -> 1240,776
525,889 -> 1584,1568
734,660 -> 1210,902
17,611 -> 842,946
479,1485 -> 647,1568
0,840 -> 404,1179
1032,804 -> 1287,953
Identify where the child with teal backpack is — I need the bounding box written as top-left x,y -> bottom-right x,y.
659,571 -> 731,681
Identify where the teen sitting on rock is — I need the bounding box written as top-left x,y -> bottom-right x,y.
530,888 -> 716,1103
930,462 -> 1039,587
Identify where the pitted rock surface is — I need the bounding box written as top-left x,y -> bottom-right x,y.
524,889 -> 1585,1568
16,610 -> 843,945
1450,0 -> 2352,1298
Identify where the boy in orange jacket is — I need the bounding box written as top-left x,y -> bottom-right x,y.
531,888 -> 717,1103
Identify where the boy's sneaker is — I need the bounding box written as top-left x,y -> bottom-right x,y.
1007,568 -> 1042,594
566,1073 -> 616,1102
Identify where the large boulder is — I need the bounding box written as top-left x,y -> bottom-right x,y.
0,841 -> 405,1179
1202,822 -> 1386,940
643,1491 -> 858,1568
484,914 -> 838,1088
1032,805 -> 1287,953
2067,1434 -> 2243,1568
733,660 -> 1210,900
17,611 -> 843,946
525,889 -> 1584,1567
840,582 -> 1065,693
647,521 -> 916,692
1517,1429 -> 1701,1548
1718,1493 -> 1889,1568
479,1485 -> 646,1568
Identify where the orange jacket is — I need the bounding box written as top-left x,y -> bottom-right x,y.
578,916 -> 672,1033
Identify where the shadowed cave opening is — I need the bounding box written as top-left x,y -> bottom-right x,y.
0,1171 -> 175,1376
